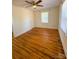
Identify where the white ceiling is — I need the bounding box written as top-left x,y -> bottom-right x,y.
13,0 -> 63,10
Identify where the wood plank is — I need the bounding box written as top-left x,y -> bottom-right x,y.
13,27 -> 66,59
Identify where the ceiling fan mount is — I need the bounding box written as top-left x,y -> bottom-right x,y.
25,0 -> 43,8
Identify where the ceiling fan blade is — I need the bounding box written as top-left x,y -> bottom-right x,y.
36,0 -> 42,4
25,1 -> 32,4
37,5 -> 43,7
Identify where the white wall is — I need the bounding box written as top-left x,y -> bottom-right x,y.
34,7 -> 59,29
58,1 -> 67,55
12,5 -> 34,37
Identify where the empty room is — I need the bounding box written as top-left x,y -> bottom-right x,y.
12,0 -> 67,59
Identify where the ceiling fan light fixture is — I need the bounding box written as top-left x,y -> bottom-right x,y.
33,5 -> 37,8
25,0 -> 43,8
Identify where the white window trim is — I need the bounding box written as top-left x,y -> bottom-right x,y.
41,12 -> 48,23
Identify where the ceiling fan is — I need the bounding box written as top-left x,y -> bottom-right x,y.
25,0 -> 43,8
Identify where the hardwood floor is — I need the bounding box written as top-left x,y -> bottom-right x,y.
12,28 -> 66,59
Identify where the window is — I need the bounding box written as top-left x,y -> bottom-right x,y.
60,1 -> 67,34
41,12 -> 48,23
